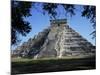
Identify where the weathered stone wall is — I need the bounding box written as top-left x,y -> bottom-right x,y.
34,19 -> 95,59
13,19 -> 95,59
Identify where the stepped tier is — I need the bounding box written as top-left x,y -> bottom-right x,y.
12,19 -> 95,59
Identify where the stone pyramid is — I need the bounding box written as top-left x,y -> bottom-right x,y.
34,19 -> 95,59
13,19 -> 95,59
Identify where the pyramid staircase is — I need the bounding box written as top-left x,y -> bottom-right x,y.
34,19 -> 95,58
13,19 -> 95,59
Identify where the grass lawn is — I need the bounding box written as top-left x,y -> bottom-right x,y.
11,56 -> 96,74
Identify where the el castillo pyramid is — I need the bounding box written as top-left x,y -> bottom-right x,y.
13,19 -> 95,59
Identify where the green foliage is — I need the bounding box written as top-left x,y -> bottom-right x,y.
42,3 -> 75,19
82,6 -> 96,39
42,3 -> 58,19
11,1 -> 32,45
62,4 -> 75,17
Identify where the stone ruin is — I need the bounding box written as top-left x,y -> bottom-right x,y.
12,19 -> 95,59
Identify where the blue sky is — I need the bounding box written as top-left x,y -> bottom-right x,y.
18,2 -> 95,48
